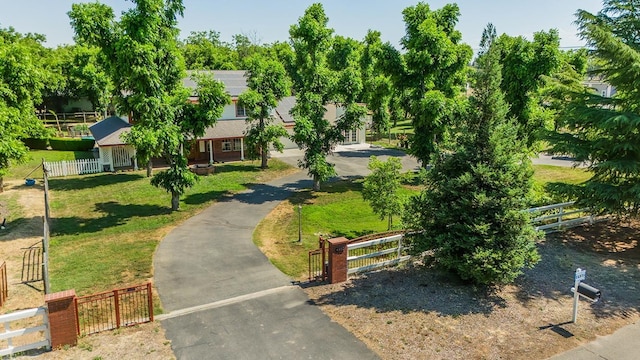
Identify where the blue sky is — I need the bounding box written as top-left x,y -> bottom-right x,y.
0,0 -> 603,49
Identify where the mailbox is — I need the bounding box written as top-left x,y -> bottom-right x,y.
572,282 -> 601,302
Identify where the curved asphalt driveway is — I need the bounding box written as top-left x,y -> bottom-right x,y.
154,145 -> 417,359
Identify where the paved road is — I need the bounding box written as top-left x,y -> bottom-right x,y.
548,320 -> 640,360
154,145 -> 417,360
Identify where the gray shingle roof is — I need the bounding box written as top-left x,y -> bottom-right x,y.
275,96 -> 296,124
89,116 -> 131,146
201,119 -> 248,140
184,70 -> 248,97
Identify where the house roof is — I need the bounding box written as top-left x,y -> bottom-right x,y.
201,119 -> 248,140
89,116 -> 131,146
275,96 -> 296,124
184,70 -> 248,97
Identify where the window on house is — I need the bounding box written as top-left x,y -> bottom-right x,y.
235,103 -> 247,117
233,138 -> 242,151
222,139 -> 232,152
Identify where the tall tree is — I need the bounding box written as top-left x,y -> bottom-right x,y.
69,0 -> 230,211
494,30 -> 561,147
289,3 -> 366,191
360,30 -> 393,139
400,2 -> 473,166
403,25 -> 540,285
238,55 -> 290,169
362,156 -> 405,230
547,0 -> 640,217
0,27 -> 50,192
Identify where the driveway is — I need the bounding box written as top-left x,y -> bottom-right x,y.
154,145 -> 418,359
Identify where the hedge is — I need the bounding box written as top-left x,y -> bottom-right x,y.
22,138 -> 50,150
49,138 -> 96,151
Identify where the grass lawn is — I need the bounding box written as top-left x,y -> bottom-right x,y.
44,158 -> 295,296
254,164 -> 593,279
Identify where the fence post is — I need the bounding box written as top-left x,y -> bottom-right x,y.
45,290 -> 78,349
327,237 -> 349,284
114,289 -> 121,329
146,283 -> 154,322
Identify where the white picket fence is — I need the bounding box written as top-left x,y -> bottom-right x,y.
44,159 -> 102,178
0,307 -> 51,356
347,234 -> 410,275
525,201 -> 597,232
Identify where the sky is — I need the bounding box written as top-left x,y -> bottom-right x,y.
0,0 -> 603,50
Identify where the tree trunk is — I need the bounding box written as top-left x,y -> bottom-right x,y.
171,192 -> 180,211
0,176 -> 3,193
146,160 -> 153,178
388,215 -> 392,231
261,147 -> 268,169
313,176 -> 321,191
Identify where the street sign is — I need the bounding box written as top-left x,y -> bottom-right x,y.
575,268 -> 586,282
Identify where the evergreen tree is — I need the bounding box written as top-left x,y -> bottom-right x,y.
547,0 -> 640,216
403,25 -> 540,285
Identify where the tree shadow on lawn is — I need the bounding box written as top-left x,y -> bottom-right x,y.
309,265 -> 508,316
48,173 -> 145,191
333,148 -> 408,159
50,201 -> 170,236
515,220 -> 640,320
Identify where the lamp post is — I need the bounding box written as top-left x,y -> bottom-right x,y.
298,204 -> 302,243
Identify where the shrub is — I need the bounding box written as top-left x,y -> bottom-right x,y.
22,138 -> 50,150
49,138 -> 95,151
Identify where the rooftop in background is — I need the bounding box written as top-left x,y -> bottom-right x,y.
89,116 -> 131,146
184,70 -> 247,98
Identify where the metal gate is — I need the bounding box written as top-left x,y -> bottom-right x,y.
308,237 -> 328,281
21,242 -> 42,283
112,146 -> 132,168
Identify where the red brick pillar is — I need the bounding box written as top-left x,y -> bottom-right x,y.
45,290 -> 78,349
328,237 -> 349,284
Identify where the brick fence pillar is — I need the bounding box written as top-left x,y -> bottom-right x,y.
328,237 -> 349,284
45,290 -> 78,349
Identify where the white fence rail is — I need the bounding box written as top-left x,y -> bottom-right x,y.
0,307 -> 51,356
44,159 -> 102,178
525,201 -> 596,232
347,234 -> 410,275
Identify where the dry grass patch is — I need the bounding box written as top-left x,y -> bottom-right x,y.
303,220 -> 640,360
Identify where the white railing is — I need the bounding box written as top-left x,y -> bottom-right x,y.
0,307 -> 51,356
347,234 -> 411,275
44,159 -> 102,178
525,201 -> 596,232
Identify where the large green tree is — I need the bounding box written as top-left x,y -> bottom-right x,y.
403,25 -> 540,285
69,0 -> 229,211
399,2 -> 473,166
360,30 -> 393,139
289,3 -> 366,191
0,27 -> 50,192
493,30 -> 561,147
238,55 -> 290,169
547,0 -> 640,217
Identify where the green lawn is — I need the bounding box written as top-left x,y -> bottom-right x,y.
42,158 -> 295,295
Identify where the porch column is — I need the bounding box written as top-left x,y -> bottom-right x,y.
107,147 -> 114,172
132,148 -> 138,171
240,138 -> 245,161
208,140 -> 213,164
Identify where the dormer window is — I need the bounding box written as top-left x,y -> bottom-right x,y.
235,103 -> 247,118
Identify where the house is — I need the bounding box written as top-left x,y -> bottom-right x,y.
273,96 -> 367,150
584,76 -> 616,98
90,70 -> 368,167
89,116 -> 138,171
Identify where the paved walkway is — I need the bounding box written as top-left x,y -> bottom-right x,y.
547,320 -> 640,360
153,145 -> 419,359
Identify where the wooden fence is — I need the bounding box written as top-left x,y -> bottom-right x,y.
76,283 -> 153,336
0,262 -> 7,307
0,307 -> 51,357
347,234 -> 410,275
526,201 -> 597,232
44,159 -> 102,178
